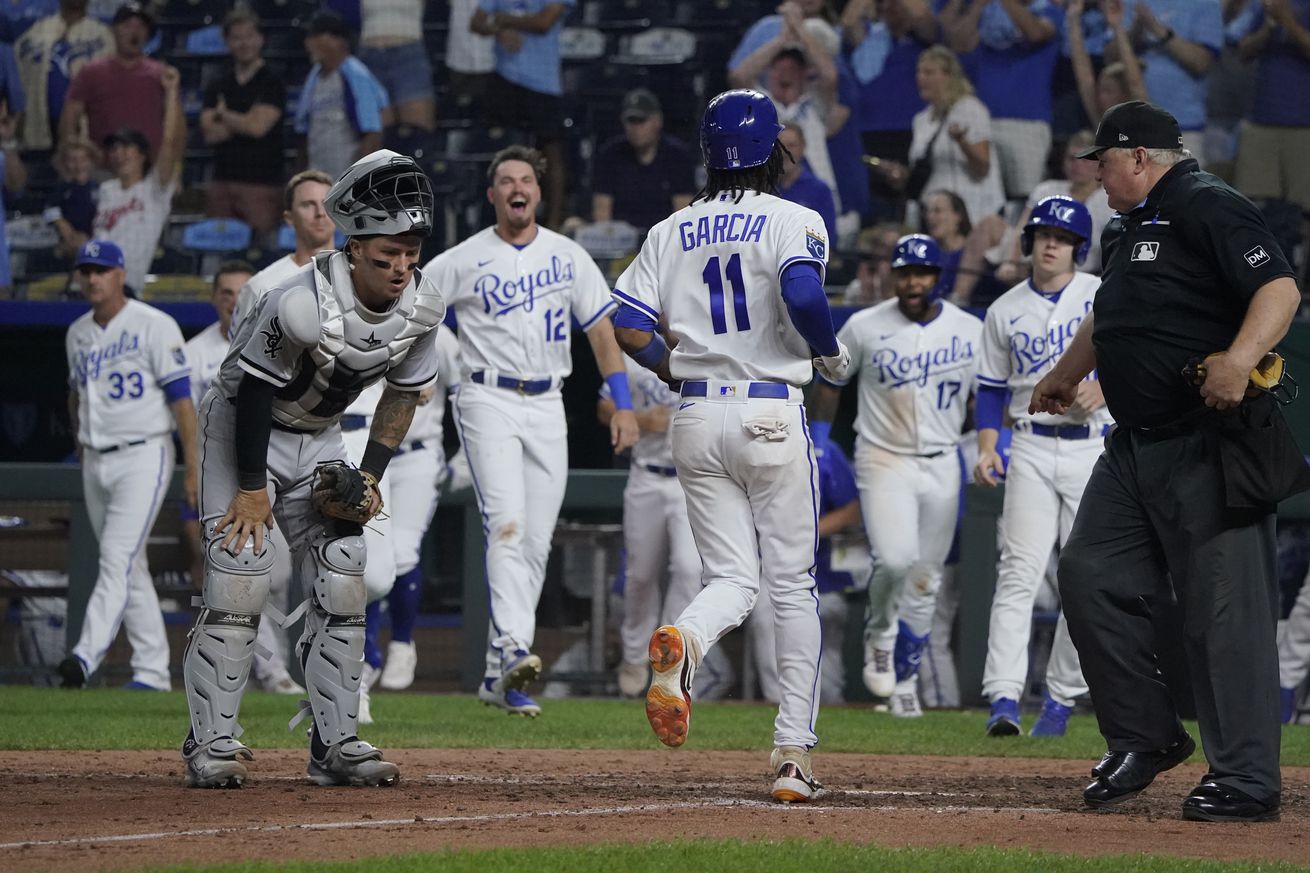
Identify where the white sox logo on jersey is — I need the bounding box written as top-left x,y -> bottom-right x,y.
475,255 -> 576,316
1009,300 -> 1092,375
261,317 -> 284,358
870,337 -> 976,388
73,330 -> 140,382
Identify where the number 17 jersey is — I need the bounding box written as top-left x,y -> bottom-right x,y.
613,190 -> 829,385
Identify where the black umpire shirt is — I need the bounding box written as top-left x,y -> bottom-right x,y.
1092,158 -> 1295,429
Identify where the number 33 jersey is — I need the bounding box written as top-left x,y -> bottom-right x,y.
422,226 -> 616,381
65,299 -> 190,450
613,190 -> 829,384
834,299 -> 983,456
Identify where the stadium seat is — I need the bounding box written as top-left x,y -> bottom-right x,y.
613,27 -> 696,65
560,27 -> 607,61
182,24 -> 225,55
23,273 -> 74,301
276,224 -> 345,251
574,220 -> 640,260
182,218 -> 253,253
6,215 -> 60,251
142,274 -> 211,302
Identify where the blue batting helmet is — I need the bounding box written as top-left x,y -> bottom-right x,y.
700,89 -> 783,170
891,234 -> 942,270
1022,195 -> 1093,264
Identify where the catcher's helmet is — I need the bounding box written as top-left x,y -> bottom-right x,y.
325,149 -> 434,238
700,89 -> 783,170
1022,195 -> 1092,264
891,234 -> 943,270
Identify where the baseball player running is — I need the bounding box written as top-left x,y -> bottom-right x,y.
60,240 -> 198,691
976,195 -> 1102,737
423,145 -> 638,718
809,234 -> 982,718
600,356 -> 735,700
181,261 -> 307,696
1280,572 -> 1310,723
180,150 -> 443,788
612,88 -> 850,803
346,323 -> 460,722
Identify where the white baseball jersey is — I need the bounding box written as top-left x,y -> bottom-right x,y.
66,299 -> 189,449
183,321 -> 230,408
423,226 -> 614,381
599,357 -> 676,469
93,167 -> 177,293
342,323 -> 462,442
231,253 -> 304,337
213,251 -> 445,431
614,190 -> 828,385
978,273 -> 1112,430
835,299 -> 983,455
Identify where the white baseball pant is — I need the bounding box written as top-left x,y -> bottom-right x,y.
1280,571 -> 1310,691
750,590 -> 848,704
669,385 -> 821,749
251,526 -> 295,683
855,441 -> 960,650
452,382 -> 568,678
342,428 -> 397,603
73,436 -> 173,689
982,431 -> 1096,705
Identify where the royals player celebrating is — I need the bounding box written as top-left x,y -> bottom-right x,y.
60,240 -> 199,691
346,323 -> 461,722
976,195 -> 1102,737
810,234 -> 982,718
423,145 -> 638,717
180,150 -> 443,788
612,89 -> 849,803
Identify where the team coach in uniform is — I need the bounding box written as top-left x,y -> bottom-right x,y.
1031,100 -> 1310,823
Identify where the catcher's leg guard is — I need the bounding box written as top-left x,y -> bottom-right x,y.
183,532 -> 274,744
296,520 -> 369,745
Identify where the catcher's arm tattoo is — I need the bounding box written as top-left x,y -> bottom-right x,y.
360,385 -> 421,479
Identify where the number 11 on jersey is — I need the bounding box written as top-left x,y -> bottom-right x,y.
704,253 -> 750,335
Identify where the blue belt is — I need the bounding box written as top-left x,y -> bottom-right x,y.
471,371 -> 553,395
643,464 -> 678,477
680,381 -> 790,399
1031,423 -> 1109,440
339,414 -> 369,432
91,439 -> 146,454
394,439 -> 426,456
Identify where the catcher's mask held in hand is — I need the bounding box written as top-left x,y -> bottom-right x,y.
311,461 -> 384,524
1182,351 -> 1300,405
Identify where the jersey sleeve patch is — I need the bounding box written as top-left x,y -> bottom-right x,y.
805,227 -> 827,261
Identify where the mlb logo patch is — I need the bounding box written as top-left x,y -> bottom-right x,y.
718,385 -> 738,398
1131,241 -> 1160,262
805,228 -> 826,260
1244,245 -> 1271,268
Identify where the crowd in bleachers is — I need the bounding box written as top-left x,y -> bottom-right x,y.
0,0 -> 1307,309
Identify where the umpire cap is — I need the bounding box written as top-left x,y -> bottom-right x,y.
1077,100 -> 1183,159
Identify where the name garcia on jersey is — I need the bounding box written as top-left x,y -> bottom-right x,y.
678,212 -> 767,251
475,254 -> 575,316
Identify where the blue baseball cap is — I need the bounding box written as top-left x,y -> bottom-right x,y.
75,240 -> 126,270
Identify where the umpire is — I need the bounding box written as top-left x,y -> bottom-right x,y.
1031,100 -> 1310,823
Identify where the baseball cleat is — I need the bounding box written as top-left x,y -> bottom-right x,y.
258,672 -> 307,696
646,625 -> 694,747
986,697 -> 1022,737
862,645 -> 895,698
478,679 -> 542,717
358,663 -> 379,726
888,679 -> 923,718
307,739 -> 399,787
58,655 -> 87,688
617,660 -> 649,698
1029,694 -> 1072,737
379,641 -> 418,690
492,651 -> 542,697
183,732 -> 254,789
770,746 -> 823,803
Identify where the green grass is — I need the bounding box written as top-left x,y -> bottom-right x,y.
4,686 -> 1310,766
136,841 -> 1310,873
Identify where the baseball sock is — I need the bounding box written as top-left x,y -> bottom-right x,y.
364,601 -> 384,668
388,567 -> 423,644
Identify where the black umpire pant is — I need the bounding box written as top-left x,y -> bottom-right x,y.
1058,422 -> 1281,806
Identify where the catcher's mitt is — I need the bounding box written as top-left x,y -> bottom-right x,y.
311,461 -> 383,524
1182,351 -> 1299,405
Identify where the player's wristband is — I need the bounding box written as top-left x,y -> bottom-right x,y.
810,420 -> 832,445
605,372 -> 634,410
360,439 -> 395,480
628,332 -> 668,372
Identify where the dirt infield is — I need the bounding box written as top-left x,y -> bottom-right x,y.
3,749 -> 1309,871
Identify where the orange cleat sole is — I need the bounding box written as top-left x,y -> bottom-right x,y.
646,626 -> 690,748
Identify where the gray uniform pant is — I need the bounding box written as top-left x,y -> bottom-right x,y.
1058,424 -> 1281,806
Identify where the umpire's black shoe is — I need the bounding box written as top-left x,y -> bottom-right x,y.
58,655 -> 86,688
1182,782 -> 1280,822
1083,732 -> 1196,808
